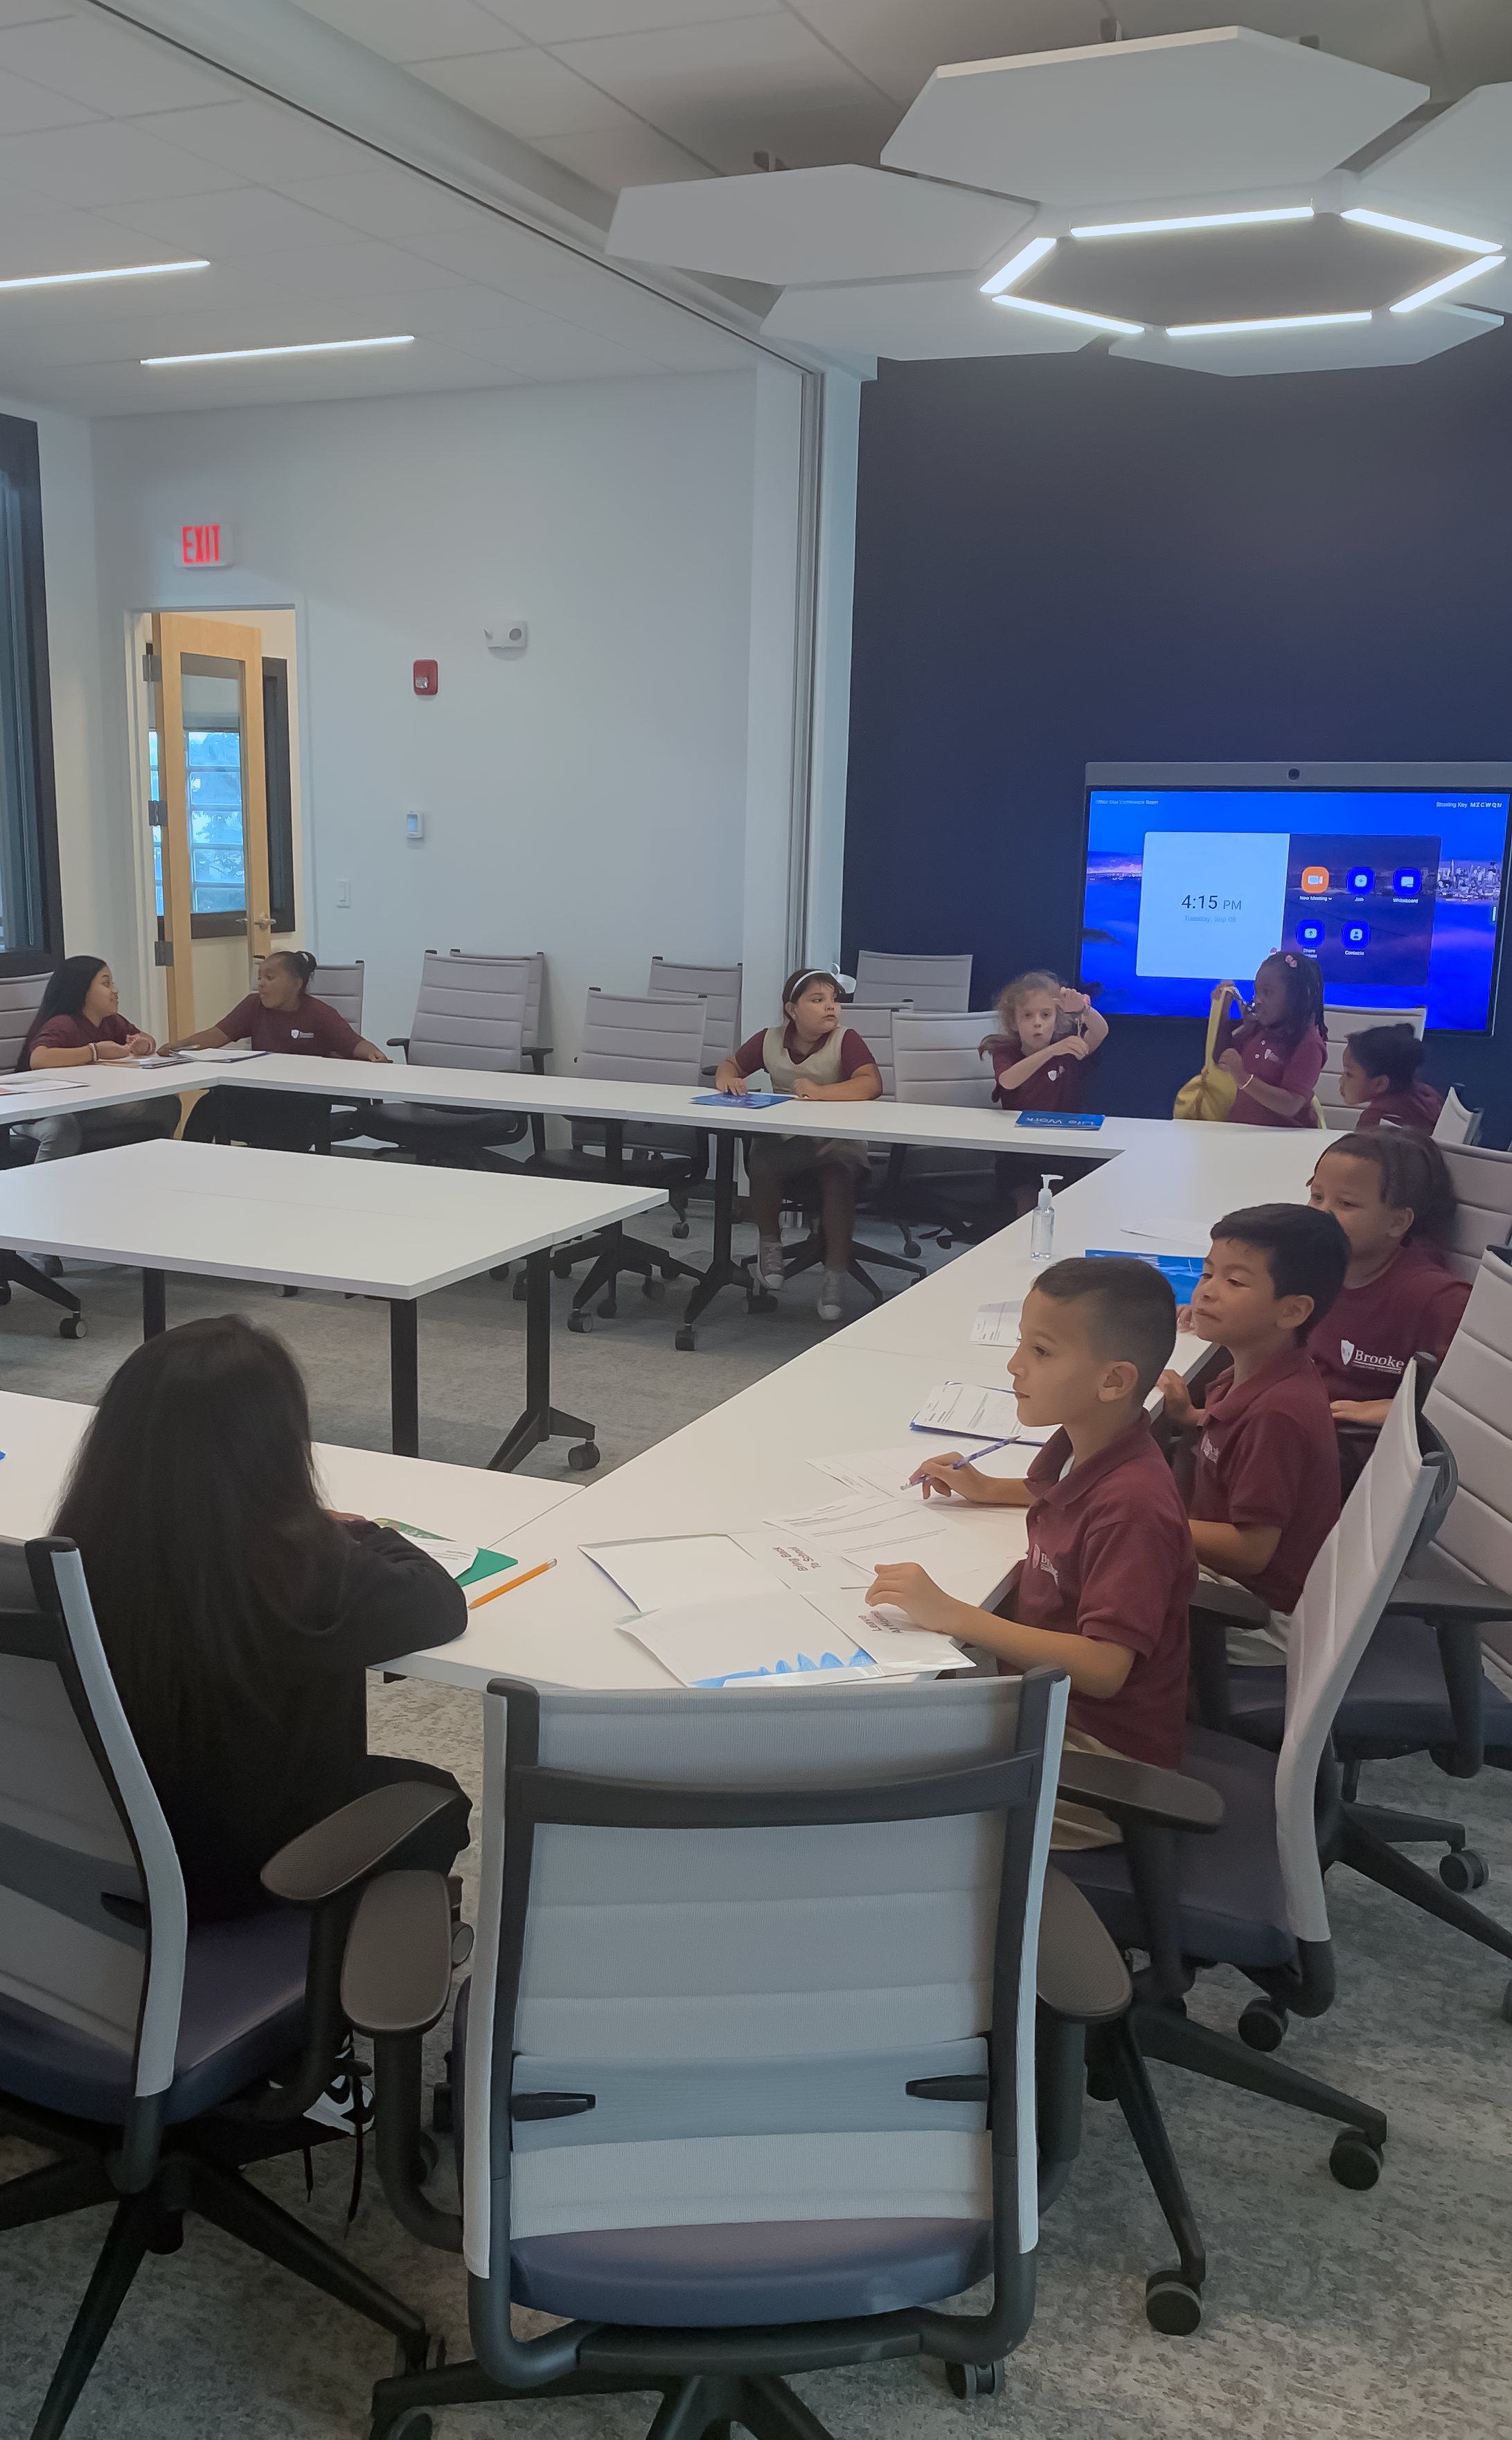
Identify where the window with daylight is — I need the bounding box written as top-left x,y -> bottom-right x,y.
0,414 -> 62,974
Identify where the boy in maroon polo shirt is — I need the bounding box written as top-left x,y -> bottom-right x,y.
869,1257 -> 1195,1848
1157,1203 -> 1349,1663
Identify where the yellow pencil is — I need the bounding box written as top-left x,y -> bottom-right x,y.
468,1557 -> 556,1610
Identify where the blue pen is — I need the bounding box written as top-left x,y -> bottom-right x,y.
909,1437 -> 1013,1486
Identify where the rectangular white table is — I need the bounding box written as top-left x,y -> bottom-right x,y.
0,1138 -> 666,1467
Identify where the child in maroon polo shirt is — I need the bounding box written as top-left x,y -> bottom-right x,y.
1306,1131 -> 1469,1425
869,1257 -> 1195,1848
1158,1203 -> 1349,1663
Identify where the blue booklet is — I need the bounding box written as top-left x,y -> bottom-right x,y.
1088,1248 -> 1205,1301
1015,1111 -> 1104,1129
693,1091 -> 791,1108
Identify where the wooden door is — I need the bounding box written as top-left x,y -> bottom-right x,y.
148,613 -> 269,1038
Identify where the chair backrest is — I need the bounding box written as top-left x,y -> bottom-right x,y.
576,991 -> 707,1088
1317,1004 -> 1426,1121
1436,1140 -> 1512,1284
407,952 -> 526,1074
0,1539 -> 188,2150
307,962 -> 364,1034
854,951 -> 972,1014
891,1011 -> 997,1109
648,960 -> 741,1072
0,971 -> 48,1071
1434,1086 -> 1482,1148
851,1000 -> 900,1099
1423,1245 -> 1512,1592
460,1670 -> 1066,2376
1276,1365 -> 1438,1948
450,950 -> 547,1052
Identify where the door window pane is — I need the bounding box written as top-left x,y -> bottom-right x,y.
0,432 -> 55,960
179,673 -> 245,919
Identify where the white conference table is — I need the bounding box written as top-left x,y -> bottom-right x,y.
0,1138 -> 666,1468
0,1064 -> 193,1128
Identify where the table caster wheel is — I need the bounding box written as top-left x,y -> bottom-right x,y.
490,1264 -> 510,1282
1441,1848 -> 1488,1893
280,1284 -> 300,1298
1329,2130 -> 1383,2190
643,1277 -> 667,1301
675,1327 -> 697,1352
1145,2271 -> 1202,2335
945,2361 -> 1001,2399
60,1315 -> 87,1339
596,1298 -> 618,1320
379,2411 -> 432,2440
1238,1999 -> 1288,2052
567,1310 -> 592,1333
567,1441 -> 600,1472
512,1273 -> 527,1301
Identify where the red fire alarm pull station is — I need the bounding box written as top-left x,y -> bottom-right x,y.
413,660 -> 438,696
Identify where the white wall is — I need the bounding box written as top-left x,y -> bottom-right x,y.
90,368 -> 796,1063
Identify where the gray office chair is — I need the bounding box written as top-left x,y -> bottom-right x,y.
0,973 -> 87,1336
447,949 -> 549,1057
887,1009 -> 1008,1250
364,1668 -> 1078,2438
1437,1139 -> 1512,1284
0,1535 -> 461,2440
1434,1087 -> 1482,1147
358,953 -> 530,1168
647,957 -> 741,1075
307,959 -> 364,1034
853,950 -> 973,1012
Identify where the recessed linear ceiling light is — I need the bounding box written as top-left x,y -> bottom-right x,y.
1071,207 -> 1313,239
0,258 -> 208,292
1166,311 -> 1371,337
979,236 -> 1056,297
1391,256 -> 1505,313
142,335 -> 416,366
1342,208 -> 1500,256
994,294 -> 1143,335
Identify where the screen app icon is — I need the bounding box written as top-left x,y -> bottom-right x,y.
1300,865 -> 1331,894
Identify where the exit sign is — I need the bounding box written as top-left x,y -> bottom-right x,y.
178,521 -> 235,568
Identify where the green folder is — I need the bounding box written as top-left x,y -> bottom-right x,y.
376,1519 -> 517,1590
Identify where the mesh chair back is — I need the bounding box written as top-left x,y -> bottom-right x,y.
855,952 -> 972,1014
0,971 -> 48,1071
1318,1004 -> 1426,1123
462,1673 -> 1066,2308
1434,1087 -> 1482,1148
576,991 -> 707,1088
1437,1140 -> 1512,1284
406,953 -> 525,1074
450,951 -> 547,1053
648,961 -> 740,1072
307,962 -> 364,1034
1423,1246 -> 1512,1593
1274,1366 -> 1437,1947
0,1541 -> 186,2110
892,1011 -> 997,1109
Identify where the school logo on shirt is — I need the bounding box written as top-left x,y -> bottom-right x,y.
1200,1433 -> 1218,1462
1030,1544 -> 1059,1584
1340,1340 -> 1354,1365
291,1028 -> 310,1040
1340,1344 -> 1403,1376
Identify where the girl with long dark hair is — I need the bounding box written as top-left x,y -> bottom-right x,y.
15,955 -> 179,1161
55,1315 -> 468,1922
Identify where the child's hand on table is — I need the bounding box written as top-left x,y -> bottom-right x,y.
911,1453 -> 990,1501
865,1563 -> 958,1633
1156,1369 -> 1198,1426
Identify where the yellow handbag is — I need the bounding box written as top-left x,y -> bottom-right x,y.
1173,985 -> 1243,1123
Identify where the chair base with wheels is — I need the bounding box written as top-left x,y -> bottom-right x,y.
0,1250 -> 85,1336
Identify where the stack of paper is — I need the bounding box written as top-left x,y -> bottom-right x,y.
970,1300 -> 1022,1347
911,1381 -> 1053,1444
761,1487 -> 946,1569
624,1592 -> 885,1688
582,1536 -> 782,1610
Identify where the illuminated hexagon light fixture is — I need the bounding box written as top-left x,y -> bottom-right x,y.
606,27 -> 1512,378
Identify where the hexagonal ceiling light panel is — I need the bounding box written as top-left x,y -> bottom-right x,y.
1110,299 -> 1500,377
606,163 -> 1032,286
762,274 -> 1099,361
880,27 -> 1427,205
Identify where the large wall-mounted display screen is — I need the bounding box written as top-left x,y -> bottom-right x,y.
1081,783 -> 1509,1031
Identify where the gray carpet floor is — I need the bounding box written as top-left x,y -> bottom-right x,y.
2,1190 -> 1509,2440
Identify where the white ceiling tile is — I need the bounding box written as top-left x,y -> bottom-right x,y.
290,0 -> 525,62
1358,87 -> 1512,227
127,99 -> 377,183
0,206 -> 174,275
1108,299 -> 1500,376
278,166 -> 497,238
413,45 -> 637,136
400,280 -> 665,373
102,184 -> 368,257
0,15 -> 233,113
0,116 -> 248,204
882,27 -> 1429,204
497,0 -> 783,37
535,123 -> 709,190
1114,3 -> 1444,89
0,0 -> 75,24
0,65 -> 97,130
608,163 -> 1029,281
548,14 -> 892,173
784,1 -> 1103,109
1422,0 -> 1512,92
763,272 -> 1095,358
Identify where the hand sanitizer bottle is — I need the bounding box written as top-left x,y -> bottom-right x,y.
1029,1174 -> 1062,1266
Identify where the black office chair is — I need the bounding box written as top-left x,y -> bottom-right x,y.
0,1536 -> 460,2440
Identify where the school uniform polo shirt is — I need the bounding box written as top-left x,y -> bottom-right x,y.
1308,1243 -> 1470,1405
1189,1345 -> 1340,1615
1015,1414 -> 1196,1769
1227,1021 -> 1325,1128
990,1032 -> 1083,1112
1355,1083 -> 1443,1132
215,992 -> 358,1057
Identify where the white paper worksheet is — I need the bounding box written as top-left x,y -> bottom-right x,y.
582,1536 -> 784,1611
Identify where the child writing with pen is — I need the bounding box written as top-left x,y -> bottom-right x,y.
871,1257 -> 1195,1848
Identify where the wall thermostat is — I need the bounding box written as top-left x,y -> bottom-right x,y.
484,618 -> 528,653
413,659 -> 438,695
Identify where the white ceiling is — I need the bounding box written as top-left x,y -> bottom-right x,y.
2,1 -> 1512,412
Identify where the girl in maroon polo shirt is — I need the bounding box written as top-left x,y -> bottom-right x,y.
1337,1023 -> 1443,1134
15,953 -> 177,1164
1307,1129 -> 1468,1429
1213,951 -> 1326,1129
163,948 -> 389,1154
981,970 -> 1110,1217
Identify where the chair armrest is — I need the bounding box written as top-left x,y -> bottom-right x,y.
260,1781 -> 469,1905
1384,1568 -> 1512,1623
1056,1751 -> 1224,1834
386,1037 -> 409,1057
1037,1865 -> 1131,2023
340,1870 -> 454,2037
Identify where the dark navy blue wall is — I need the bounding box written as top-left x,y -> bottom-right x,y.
841,328 -> 1512,1147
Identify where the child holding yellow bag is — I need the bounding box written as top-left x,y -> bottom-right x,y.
1175,954 -> 1326,1128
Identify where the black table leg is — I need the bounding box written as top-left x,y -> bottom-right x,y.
489,1247 -> 598,1474
142,1269 -> 167,1338
389,1300 -> 420,1458
675,1131 -> 772,1350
